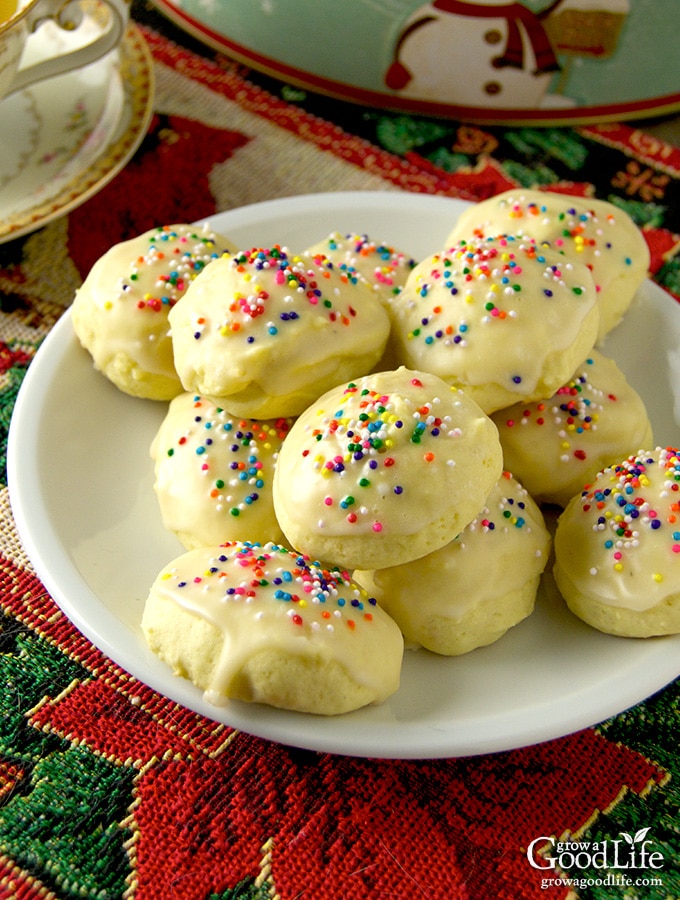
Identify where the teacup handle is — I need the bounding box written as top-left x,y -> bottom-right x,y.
8,0 -> 128,95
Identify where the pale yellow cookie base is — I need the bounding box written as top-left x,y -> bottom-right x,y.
595,273 -> 640,342
360,573 -> 539,656
143,595 -> 223,686
227,650 -> 381,716
73,307 -> 183,401
201,351 -> 385,419
98,350 -> 183,401
142,591 -> 398,715
554,564 -> 680,637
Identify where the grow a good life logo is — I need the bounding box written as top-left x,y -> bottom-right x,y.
526,827 -> 666,892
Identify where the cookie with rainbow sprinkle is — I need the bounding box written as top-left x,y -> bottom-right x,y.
72,224 -> 236,400
141,541 -> 404,714
553,447 -> 680,637
302,233 -> 417,372
150,392 -> 293,550
491,350 -> 653,507
272,367 -> 503,571
390,234 -> 599,414
445,190 -> 649,341
302,232 -> 416,308
355,473 -> 551,656
169,245 -> 390,418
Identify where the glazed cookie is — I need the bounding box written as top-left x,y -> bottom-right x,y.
446,190 -> 649,340
141,541 -> 404,715
72,224 -> 236,400
150,392 -> 293,549
273,367 -> 503,570
302,235 -> 416,372
355,473 -> 551,655
491,351 -> 653,507
553,447 -> 680,637
391,235 -> 599,413
302,233 -> 416,307
169,246 -> 391,418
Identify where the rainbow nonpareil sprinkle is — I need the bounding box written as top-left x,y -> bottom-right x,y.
166,541 -> 379,633
118,225 -> 224,314
580,447 -> 680,580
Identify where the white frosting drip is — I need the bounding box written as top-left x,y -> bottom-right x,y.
148,542 -> 403,703
554,447 -> 680,611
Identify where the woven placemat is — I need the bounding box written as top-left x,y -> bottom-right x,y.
1,6 -> 679,897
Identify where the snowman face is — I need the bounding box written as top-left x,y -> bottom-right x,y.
386,2 -> 558,109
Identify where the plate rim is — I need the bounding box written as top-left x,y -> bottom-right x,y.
8,190 -> 680,759
150,0 -> 680,127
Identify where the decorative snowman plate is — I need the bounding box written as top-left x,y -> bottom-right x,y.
8,191 -> 680,759
152,0 -> 680,125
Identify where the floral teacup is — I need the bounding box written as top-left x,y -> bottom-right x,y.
0,0 -> 128,101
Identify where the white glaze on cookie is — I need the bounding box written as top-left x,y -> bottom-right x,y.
72,224 -> 236,399
303,232 -> 416,307
554,447 -> 680,611
169,245 -> 391,417
273,367 -> 503,569
151,392 -> 293,548
491,350 -> 653,507
391,234 -> 598,412
142,541 -> 404,711
446,190 -> 649,339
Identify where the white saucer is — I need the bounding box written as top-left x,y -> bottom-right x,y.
0,22 -> 154,244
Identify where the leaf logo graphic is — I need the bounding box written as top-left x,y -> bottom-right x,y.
620,827 -> 651,844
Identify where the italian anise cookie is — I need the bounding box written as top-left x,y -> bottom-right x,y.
491,350 -> 653,507
273,367 -> 503,570
169,246 -> 391,418
142,541 -> 404,714
553,447 -> 680,637
72,224 -> 236,400
150,392 -> 292,549
446,189 -> 649,340
302,232 -> 416,307
355,473 -> 551,655
390,234 -> 599,413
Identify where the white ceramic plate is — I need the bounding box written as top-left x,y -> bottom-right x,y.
8,191 -> 680,759
0,23 -> 154,244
